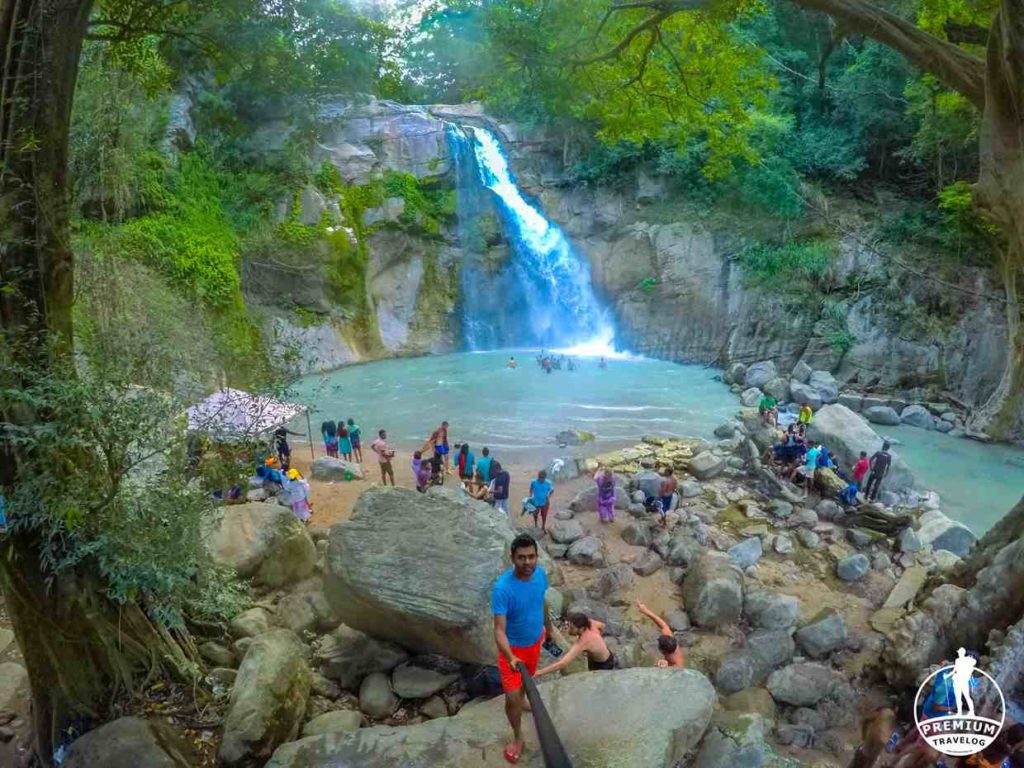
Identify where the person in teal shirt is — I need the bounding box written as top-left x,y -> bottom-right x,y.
528,469 -> 554,532
476,447 -> 493,483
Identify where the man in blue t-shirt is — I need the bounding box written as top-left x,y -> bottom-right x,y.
528,469 -> 554,533
492,533 -> 553,763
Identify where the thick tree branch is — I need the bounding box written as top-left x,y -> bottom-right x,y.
777,0 -> 987,108
600,0 -> 987,108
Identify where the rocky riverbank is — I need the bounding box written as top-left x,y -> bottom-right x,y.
22,392 -> 1008,767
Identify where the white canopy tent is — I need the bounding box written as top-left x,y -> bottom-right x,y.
186,388 -> 313,457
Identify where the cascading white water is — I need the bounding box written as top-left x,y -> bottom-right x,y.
447,124 -> 617,354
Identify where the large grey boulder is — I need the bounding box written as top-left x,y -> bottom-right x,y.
864,406 -> 901,426
391,663 -> 458,699
806,404 -> 914,492
763,378 -> 790,404
63,717 -> 191,768
567,536 -> 606,567
683,553 -> 744,628
323,487 -> 559,665
220,630 -> 311,767
794,609 -> 848,659
634,470 -> 666,498
267,668 -> 716,768
916,510 -> 977,557
766,662 -> 839,706
744,361 -> 778,389
310,456 -> 365,481
900,405 -> 936,430
622,521 -> 653,547
230,607 -> 272,639
744,591 -> 801,630
740,388 -> 763,408
727,537 -> 762,569
592,564 -> 636,603
791,361 -> 812,383
359,672 -> 397,718
688,452 -> 726,480
693,711 -> 773,768
789,382 -> 823,410
836,553 -> 870,582
204,503 -> 317,588
548,517 -> 585,545
313,624 -> 409,689
808,371 -> 839,404
301,710 -> 362,738
713,629 -> 795,694
723,362 -> 747,386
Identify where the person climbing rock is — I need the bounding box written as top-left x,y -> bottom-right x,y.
492,534 -> 554,764
636,600 -> 685,668
658,467 -> 677,525
528,469 -> 554,533
534,612 -> 615,676
371,429 -> 396,486
865,441 -> 892,501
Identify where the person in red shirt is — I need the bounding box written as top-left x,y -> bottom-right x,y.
853,451 -> 871,489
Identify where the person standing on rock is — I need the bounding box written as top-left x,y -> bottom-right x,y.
371,429 -> 396,486
636,601 -> 685,668
489,461 -> 512,516
528,469 -> 554,533
864,441 -> 892,501
321,420 -> 338,458
759,392 -> 778,426
594,465 -> 616,523
492,533 -> 554,764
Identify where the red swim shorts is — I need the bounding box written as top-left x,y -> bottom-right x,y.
497,631 -> 545,693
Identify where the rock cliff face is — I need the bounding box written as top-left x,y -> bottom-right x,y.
236,97 -> 1011,436
505,136 -> 1008,425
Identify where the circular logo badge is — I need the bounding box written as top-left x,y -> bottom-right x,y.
914,652 -> 1005,757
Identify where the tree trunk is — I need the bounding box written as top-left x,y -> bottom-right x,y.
968,0 -> 1024,441
0,3 -> 194,764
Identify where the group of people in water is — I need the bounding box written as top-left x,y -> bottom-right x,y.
504,352 -> 608,373
760,401 -> 893,505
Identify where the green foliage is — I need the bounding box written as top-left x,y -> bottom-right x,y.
0,350 -> 247,629
85,153 -> 241,307
736,239 -> 835,288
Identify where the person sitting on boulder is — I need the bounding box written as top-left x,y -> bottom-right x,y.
758,393 -> 778,426
636,600 -> 684,668
535,613 -> 615,676
798,403 -> 814,425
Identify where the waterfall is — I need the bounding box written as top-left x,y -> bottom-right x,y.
446,124 -> 615,353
